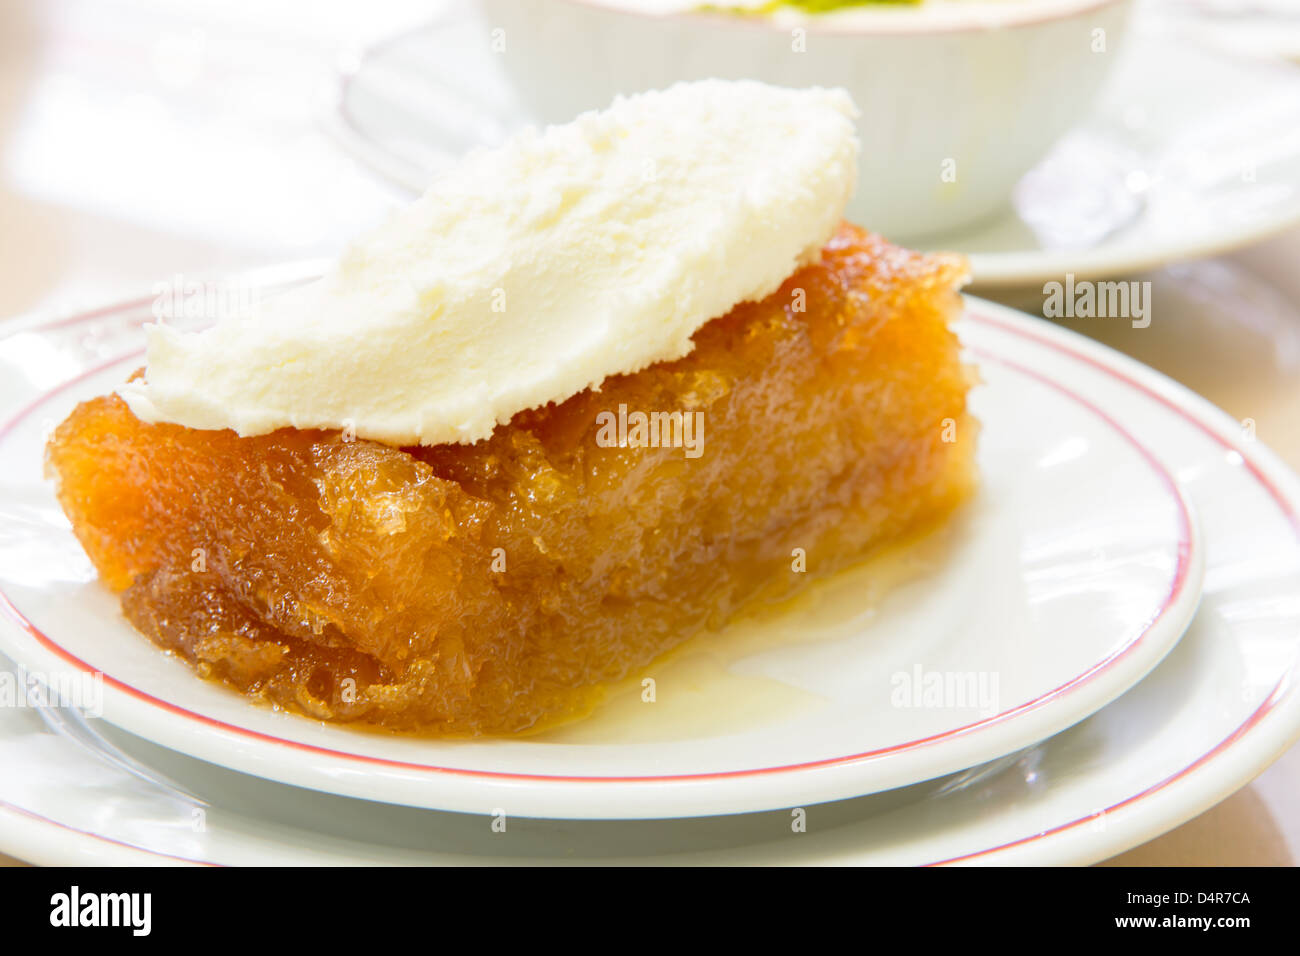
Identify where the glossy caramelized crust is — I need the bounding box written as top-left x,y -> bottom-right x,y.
46,223 -> 976,736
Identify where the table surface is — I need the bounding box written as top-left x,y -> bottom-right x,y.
0,0 -> 1296,867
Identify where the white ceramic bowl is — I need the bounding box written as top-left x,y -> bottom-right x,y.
477,0 -> 1133,242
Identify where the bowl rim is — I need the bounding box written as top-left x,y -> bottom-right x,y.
538,0 -> 1129,36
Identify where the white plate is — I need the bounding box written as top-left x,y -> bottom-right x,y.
0,282 -> 1201,818
0,295 -> 1295,864
326,1 -> 1300,288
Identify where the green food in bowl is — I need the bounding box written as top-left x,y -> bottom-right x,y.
698,0 -> 922,15
772,0 -> 921,11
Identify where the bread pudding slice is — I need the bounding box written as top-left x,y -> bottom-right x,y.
46,223 -> 976,736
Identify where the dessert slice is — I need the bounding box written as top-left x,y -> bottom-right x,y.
47,223 -> 974,735
45,81 -> 977,736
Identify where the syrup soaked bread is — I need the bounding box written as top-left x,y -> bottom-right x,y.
47,223 -> 976,735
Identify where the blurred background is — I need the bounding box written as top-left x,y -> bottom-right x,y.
1,0 -> 1297,864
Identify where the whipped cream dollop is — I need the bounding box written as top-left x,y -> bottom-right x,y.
121,80 -> 859,446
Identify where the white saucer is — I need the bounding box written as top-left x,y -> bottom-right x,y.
326,2 -> 1300,288
0,281 -> 1202,818
0,296 -> 1295,864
